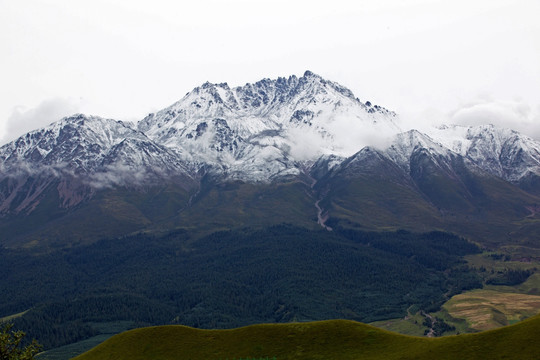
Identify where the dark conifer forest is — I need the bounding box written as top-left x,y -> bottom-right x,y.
1,225 -> 482,349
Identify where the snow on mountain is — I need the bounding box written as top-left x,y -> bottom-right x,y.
384,129 -> 458,173
0,114 -> 142,171
0,70 -> 401,186
0,114 -> 193,188
2,71 -> 540,190
426,124 -> 540,181
137,71 -> 400,181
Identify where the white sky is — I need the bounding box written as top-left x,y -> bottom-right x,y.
1,0 -> 539,144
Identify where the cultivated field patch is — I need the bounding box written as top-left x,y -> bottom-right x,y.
443,290 -> 540,330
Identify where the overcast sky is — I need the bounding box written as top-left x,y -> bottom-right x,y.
1,0 -> 539,145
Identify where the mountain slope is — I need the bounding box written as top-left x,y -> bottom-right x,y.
1,72 -> 540,248
0,114 -> 195,213
0,115 -> 197,246
428,124 -> 540,185
318,132 -> 540,247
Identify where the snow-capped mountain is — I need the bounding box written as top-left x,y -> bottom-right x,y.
0,114 -> 196,215
0,114 -> 141,173
2,71 -> 540,247
0,114 -> 194,185
137,70 -> 399,181
426,124 -> 540,182
384,130 -> 462,174
2,71 -> 540,190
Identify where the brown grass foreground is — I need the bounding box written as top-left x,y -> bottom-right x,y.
73,315 -> 540,360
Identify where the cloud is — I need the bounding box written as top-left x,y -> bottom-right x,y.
1,97 -> 82,145
449,99 -> 540,140
87,163 -> 162,190
326,115 -> 399,154
398,98 -> 540,142
283,113 -> 401,161
286,126 -> 328,160
0,161 -> 75,181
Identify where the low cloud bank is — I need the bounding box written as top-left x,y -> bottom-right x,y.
398,98 -> 540,141
450,99 -> 540,140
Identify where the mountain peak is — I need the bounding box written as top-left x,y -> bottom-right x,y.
302,70 -> 319,78
425,123 -> 540,181
199,81 -> 230,90
0,113 -> 146,174
201,81 -> 213,89
136,72 -> 400,168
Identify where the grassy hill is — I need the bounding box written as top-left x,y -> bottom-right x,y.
74,315 -> 540,360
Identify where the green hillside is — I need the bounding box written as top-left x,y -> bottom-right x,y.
74,315 -> 540,360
